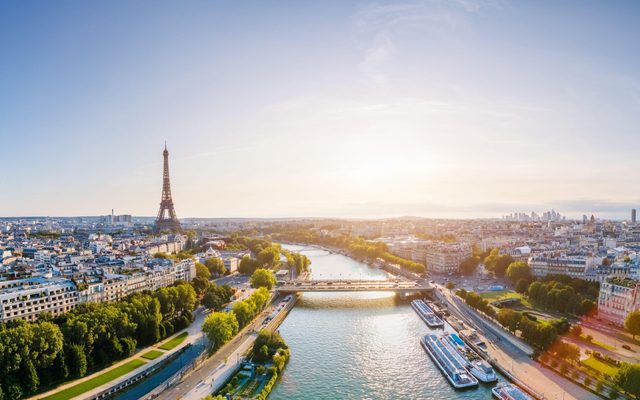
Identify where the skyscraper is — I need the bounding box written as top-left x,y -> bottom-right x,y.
155,143 -> 182,232
632,209 -> 637,224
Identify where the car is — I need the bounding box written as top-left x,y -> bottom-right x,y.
295,282 -> 302,286
622,344 -> 632,350
326,282 -> 333,285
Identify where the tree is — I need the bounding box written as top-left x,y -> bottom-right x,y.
250,269 -> 277,290
584,376 -> 592,388
596,380 -> 605,394
191,276 -> 210,295
202,291 -> 224,311
232,301 -> 256,328
515,278 -> 529,294
202,312 -> 239,351
239,255 -> 257,274
615,362 -> 640,397
625,310 -> 640,339
196,263 -> 211,279
570,325 -> 582,337
459,256 -> 480,275
445,282 -> 455,290
494,254 -> 514,276
205,257 -> 226,277
66,343 -> 87,377
506,261 -> 531,283
256,246 -> 281,269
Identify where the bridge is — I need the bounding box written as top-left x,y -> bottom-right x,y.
275,279 -> 433,293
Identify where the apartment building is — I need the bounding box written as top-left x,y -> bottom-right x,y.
425,244 -> 470,274
0,277 -> 79,322
528,255 -> 594,279
598,277 -> 640,326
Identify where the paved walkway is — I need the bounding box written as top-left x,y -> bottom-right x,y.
31,309 -> 207,400
435,285 -> 600,400
157,294 -> 295,400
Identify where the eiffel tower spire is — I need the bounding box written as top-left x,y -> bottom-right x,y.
155,143 -> 182,232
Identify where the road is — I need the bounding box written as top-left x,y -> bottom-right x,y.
435,284 -> 600,400
156,294 -> 293,400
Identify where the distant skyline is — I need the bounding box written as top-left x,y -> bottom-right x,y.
2,1 -> 640,219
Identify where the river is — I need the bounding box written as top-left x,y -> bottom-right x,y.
270,244 -> 502,399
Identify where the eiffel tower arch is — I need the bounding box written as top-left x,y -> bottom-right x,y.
155,143 -> 182,232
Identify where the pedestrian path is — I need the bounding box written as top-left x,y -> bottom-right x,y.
31,309 -> 207,400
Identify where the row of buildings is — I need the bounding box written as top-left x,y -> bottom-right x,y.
0,220 -> 204,322
0,258 -> 195,322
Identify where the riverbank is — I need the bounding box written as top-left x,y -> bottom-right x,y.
271,244 -> 501,399
434,284 -> 600,400
154,292 -> 298,400
214,331 -> 290,400
30,309 -> 207,400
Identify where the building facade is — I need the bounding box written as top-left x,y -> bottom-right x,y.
528,255 -> 593,279
598,277 -> 640,326
0,277 -> 79,322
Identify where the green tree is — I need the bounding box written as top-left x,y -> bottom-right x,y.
239,255 -> 257,274
232,301 -> 256,328
445,282 -> 455,290
615,362 -> 640,397
506,261 -> 531,283
584,376 -> 592,388
459,256 -> 480,275
515,278 -> 529,294
205,257 -> 226,277
250,269 -> 277,290
191,276 -> 210,295
66,343 -> 87,377
196,262 -> 211,279
625,310 -> 640,339
202,312 -> 239,351
256,246 -> 281,269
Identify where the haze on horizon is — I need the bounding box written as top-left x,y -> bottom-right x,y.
1,1 -> 640,220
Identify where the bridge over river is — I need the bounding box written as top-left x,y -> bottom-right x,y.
276,279 -> 433,293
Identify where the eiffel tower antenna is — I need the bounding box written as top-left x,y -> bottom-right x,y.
155,143 -> 182,232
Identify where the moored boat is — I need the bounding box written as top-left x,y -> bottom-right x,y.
442,333 -> 497,383
491,382 -> 532,400
411,299 -> 445,328
420,334 -> 479,389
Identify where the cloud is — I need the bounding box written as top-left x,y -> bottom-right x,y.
352,0 -> 499,85
358,33 -> 394,85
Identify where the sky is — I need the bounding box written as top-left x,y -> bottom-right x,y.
1,0 -> 640,219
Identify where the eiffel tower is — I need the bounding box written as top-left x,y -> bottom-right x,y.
155,143 -> 182,232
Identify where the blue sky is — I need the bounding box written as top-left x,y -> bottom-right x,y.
1,1 -> 640,219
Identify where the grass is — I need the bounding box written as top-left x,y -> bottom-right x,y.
478,290 -> 532,307
41,359 -> 146,400
591,339 -> 616,352
141,350 -> 164,360
159,331 -> 188,350
581,356 -> 620,376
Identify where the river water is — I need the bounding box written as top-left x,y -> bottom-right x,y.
270,244 -> 501,400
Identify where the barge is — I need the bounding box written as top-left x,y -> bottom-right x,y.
420,334 -> 479,389
411,299 -> 445,328
491,382 -> 532,400
442,332 -> 497,383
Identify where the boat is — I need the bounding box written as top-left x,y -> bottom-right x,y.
420,334 -> 479,389
459,329 -> 487,352
491,382 -> 532,400
411,299 -> 445,328
442,333 -> 497,383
